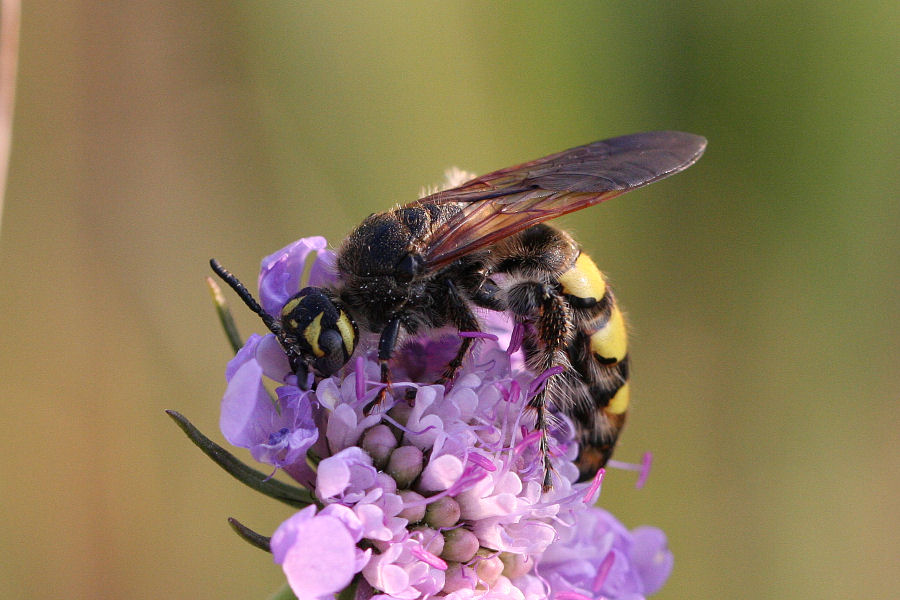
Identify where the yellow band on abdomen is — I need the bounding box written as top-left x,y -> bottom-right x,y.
558,253 -> 607,302
606,382 -> 630,415
590,306 -> 627,362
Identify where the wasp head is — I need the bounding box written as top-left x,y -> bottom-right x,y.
279,287 -> 359,386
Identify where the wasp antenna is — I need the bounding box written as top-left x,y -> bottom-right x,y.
209,258 -> 282,335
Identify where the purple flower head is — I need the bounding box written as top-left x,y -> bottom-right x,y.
218,237 -> 673,600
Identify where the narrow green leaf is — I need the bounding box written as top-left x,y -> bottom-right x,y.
207,276 -> 244,353
165,410 -> 315,507
227,517 -> 271,552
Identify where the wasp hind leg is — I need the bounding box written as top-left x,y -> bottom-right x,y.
506,280 -> 574,490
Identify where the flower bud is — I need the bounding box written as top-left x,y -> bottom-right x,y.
442,563 -> 477,594
388,445 -> 424,489
397,490 -> 426,523
499,551 -> 535,579
387,399 -> 413,427
440,527 -> 479,563
425,496 -> 461,529
410,525 -> 445,557
474,549 -> 504,586
372,471 -> 397,495
361,424 -> 397,469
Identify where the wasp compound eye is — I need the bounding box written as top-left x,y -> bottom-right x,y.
281,287 -> 359,377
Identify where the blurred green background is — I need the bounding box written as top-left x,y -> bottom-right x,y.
1,2 -> 897,599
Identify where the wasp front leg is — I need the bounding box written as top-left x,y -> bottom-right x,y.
365,315 -> 403,412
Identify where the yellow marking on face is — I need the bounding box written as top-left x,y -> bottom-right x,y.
281,296 -> 302,319
304,312 -> 325,357
606,382 -> 630,415
590,306 -> 627,362
336,312 -> 357,355
288,319 -> 299,329
558,253 -> 606,301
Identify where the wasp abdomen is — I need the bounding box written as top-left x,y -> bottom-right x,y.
557,251 -> 630,480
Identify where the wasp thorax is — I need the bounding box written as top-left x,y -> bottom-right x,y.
280,287 -> 359,377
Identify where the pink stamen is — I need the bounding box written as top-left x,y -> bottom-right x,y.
459,331 -> 499,341
582,468 -> 605,504
410,545 -> 448,570
467,452 -> 497,472
498,380 -> 521,404
380,414 -> 437,437
636,451 -> 653,489
606,451 -> 653,489
592,551 -> 616,593
401,470 -> 488,509
527,366 -> 565,399
514,430 -> 543,456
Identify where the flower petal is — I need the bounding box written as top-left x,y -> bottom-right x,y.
271,507 -> 360,600
220,358 -> 270,448
258,236 -> 328,316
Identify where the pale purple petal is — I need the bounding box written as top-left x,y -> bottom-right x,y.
258,236 -> 328,316
271,506 -> 360,600
308,247 -> 338,287
631,526 -> 673,595
256,333 -> 292,382
224,333 -> 263,382
220,358 -> 271,448
317,446 -> 376,502
319,503 -> 365,542
418,454 -> 464,493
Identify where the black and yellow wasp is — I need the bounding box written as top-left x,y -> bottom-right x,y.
212,131 -> 706,487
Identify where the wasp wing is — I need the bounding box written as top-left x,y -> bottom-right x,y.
416,131 -> 706,268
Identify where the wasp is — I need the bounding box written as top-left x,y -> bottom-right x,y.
211,131 -> 706,488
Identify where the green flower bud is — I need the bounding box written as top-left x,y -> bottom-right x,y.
425,496 -> 461,528
361,424 -> 397,469
440,527 -> 479,562
388,445 -> 424,489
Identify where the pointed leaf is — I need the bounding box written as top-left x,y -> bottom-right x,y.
166,410 -> 315,507
227,517 -> 272,552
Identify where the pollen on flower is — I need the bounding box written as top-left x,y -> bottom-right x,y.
217,237 -> 674,600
